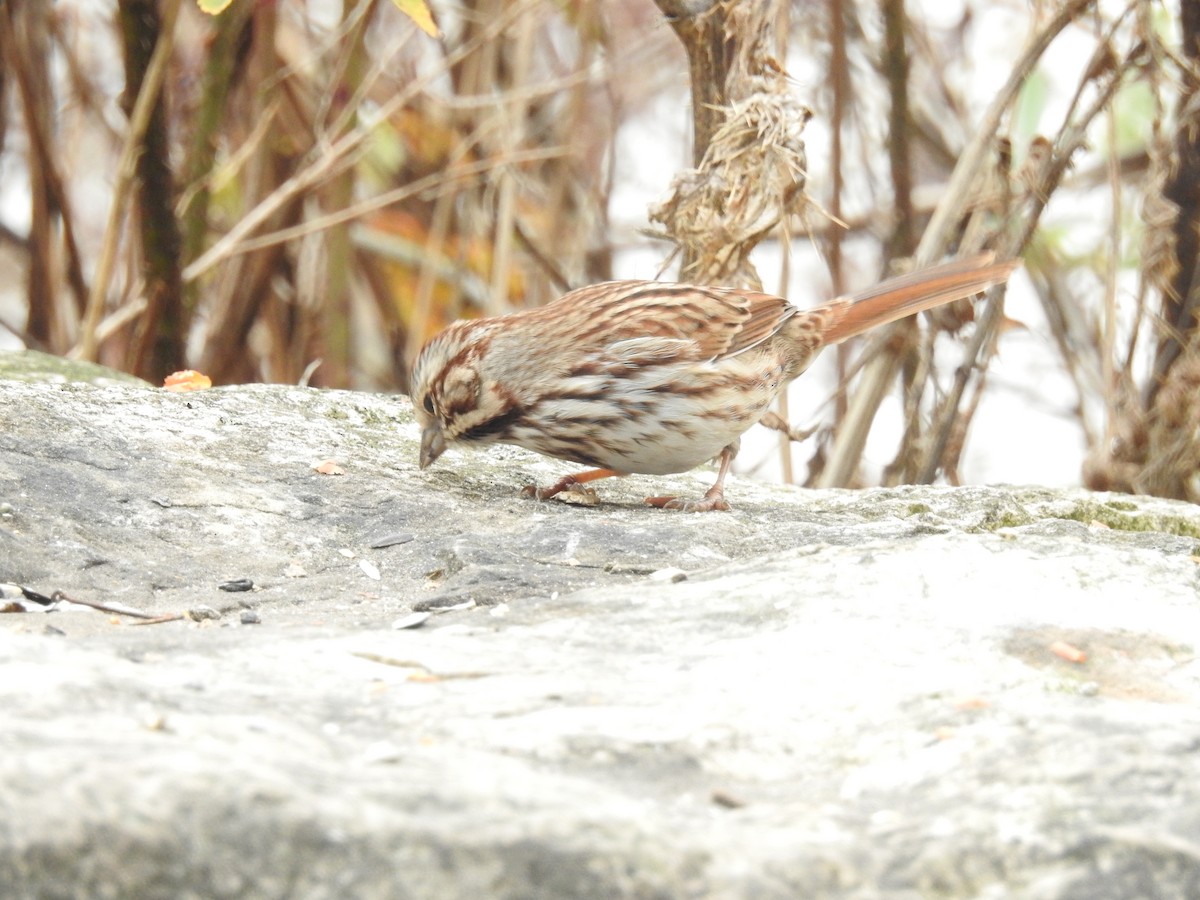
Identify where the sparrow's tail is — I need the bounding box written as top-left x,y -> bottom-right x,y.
819,252 -> 1019,346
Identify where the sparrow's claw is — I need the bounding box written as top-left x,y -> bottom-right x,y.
644,489 -> 730,512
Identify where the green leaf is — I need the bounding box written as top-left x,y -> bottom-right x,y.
197,0 -> 235,14
1108,80 -> 1154,158
1012,67 -> 1047,143
390,0 -> 439,37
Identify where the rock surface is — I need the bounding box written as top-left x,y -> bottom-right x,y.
2,353 -> 1200,899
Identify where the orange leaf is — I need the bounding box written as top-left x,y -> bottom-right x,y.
162,370 -> 212,392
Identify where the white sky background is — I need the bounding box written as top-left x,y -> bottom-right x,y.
0,0 -> 1161,490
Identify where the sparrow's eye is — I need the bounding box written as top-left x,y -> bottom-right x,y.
422,394 -> 435,415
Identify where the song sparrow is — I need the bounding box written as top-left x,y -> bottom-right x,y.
410,253 -> 1017,511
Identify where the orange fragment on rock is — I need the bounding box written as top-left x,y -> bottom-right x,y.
313,460 -> 346,475
1050,640 -> 1087,664
954,696 -> 990,710
162,370 -> 212,391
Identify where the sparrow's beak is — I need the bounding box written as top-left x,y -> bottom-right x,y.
419,422 -> 446,469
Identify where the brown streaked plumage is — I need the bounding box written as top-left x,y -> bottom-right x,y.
410,253 -> 1018,511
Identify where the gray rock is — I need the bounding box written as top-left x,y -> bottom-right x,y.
2,361 -> 1200,899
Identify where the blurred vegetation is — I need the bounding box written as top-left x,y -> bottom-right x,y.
1,0 -> 1198,499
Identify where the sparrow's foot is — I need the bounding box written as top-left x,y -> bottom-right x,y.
522,468 -> 621,502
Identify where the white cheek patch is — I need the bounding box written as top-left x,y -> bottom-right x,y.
447,404 -> 499,441
444,382 -> 518,445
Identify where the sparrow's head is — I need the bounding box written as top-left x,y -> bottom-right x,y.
409,322 -> 519,469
